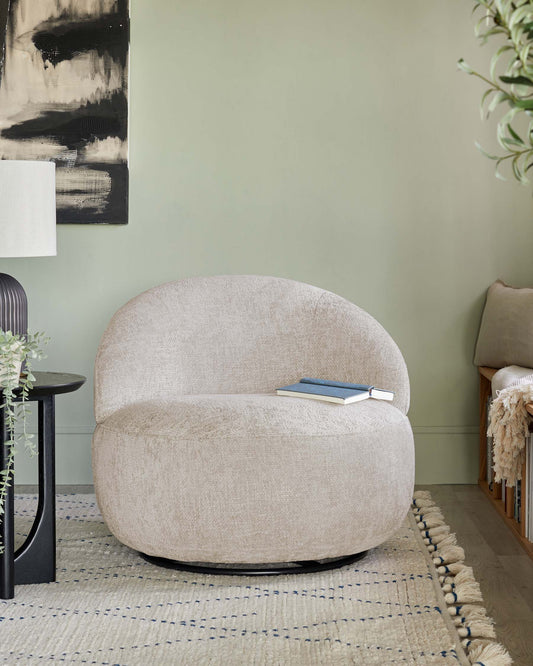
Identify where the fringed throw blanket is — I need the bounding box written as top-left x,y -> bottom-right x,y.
488,383 -> 533,486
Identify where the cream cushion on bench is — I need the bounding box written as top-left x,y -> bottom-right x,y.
92,276 -> 414,564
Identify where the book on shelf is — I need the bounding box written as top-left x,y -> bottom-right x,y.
487,396 -> 493,487
515,479 -> 521,523
490,431 -> 533,544
526,438 -> 529,540
524,434 -> 533,542
276,377 -> 394,405
503,479 -> 507,511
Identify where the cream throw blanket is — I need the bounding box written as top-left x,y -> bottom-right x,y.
488,366 -> 533,486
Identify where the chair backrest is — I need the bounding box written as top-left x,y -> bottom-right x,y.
94,275 -> 410,422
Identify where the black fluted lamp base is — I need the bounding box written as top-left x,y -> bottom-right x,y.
0,273 -> 28,337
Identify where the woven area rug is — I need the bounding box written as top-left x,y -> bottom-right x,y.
0,492 -> 511,665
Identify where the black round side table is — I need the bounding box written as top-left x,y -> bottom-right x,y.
0,372 -> 86,600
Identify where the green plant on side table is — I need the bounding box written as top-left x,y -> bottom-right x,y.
459,0 -> 533,183
0,330 -> 48,553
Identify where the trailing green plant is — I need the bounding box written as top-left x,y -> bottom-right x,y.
0,330 -> 48,553
459,0 -> 533,183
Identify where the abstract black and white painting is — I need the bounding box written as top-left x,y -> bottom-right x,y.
0,0 -> 129,224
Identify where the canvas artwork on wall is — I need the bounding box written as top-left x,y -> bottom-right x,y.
0,0 -> 129,224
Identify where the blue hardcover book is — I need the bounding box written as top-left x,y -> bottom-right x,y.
300,377 -> 394,401
276,382 -> 370,405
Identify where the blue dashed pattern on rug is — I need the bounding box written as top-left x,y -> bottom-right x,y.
1,495 -> 470,665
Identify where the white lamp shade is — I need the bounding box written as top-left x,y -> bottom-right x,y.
0,160 -> 56,257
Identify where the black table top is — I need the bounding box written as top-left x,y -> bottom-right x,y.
22,371 -> 86,397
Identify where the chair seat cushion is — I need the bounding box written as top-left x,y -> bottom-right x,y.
93,394 -> 414,563
99,393 -> 408,440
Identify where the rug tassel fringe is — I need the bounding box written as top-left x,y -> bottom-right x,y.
442,566 -> 475,591
451,604 -> 491,627
413,497 -> 435,507
412,494 -> 513,666
457,619 -> 496,639
449,604 -> 490,620
437,561 -> 466,576
414,506 -> 442,519
433,545 -> 465,566
413,490 -> 433,500
417,513 -> 446,529
442,567 -> 483,603
413,500 -> 438,511
413,501 -> 437,512
422,524 -> 450,540
444,582 -> 483,605
427,533 -> 457,552
467,639 -> 513,665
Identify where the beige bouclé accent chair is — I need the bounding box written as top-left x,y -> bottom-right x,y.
92,275 -> 414,572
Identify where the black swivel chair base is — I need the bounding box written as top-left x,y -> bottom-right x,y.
139,550 -> 368,576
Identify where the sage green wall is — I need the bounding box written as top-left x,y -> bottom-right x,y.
8,0 -> 533,485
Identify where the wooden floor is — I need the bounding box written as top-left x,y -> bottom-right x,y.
418,484 -> 533,666
17,484 -> 533,664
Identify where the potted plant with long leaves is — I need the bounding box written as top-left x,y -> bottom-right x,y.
459,0 -> 533,183
0,330 -> 47,552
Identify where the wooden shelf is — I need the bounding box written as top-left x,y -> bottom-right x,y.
479,480 -> 533,558
479,368 -> 533,561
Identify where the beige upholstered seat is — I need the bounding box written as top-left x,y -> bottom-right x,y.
93,275 -> 414,566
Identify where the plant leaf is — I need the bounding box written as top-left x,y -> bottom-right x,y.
491,44 -> 514,79
500,74 -> 533,85
487,90 -> 510,115
458,58 -> 474,74
475,141 -> 500,160
514,98 -> 533,109
507,123 -> 525,143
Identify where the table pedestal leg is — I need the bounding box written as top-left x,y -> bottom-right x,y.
0,406 -> 15,600
14,395 -> 56,585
